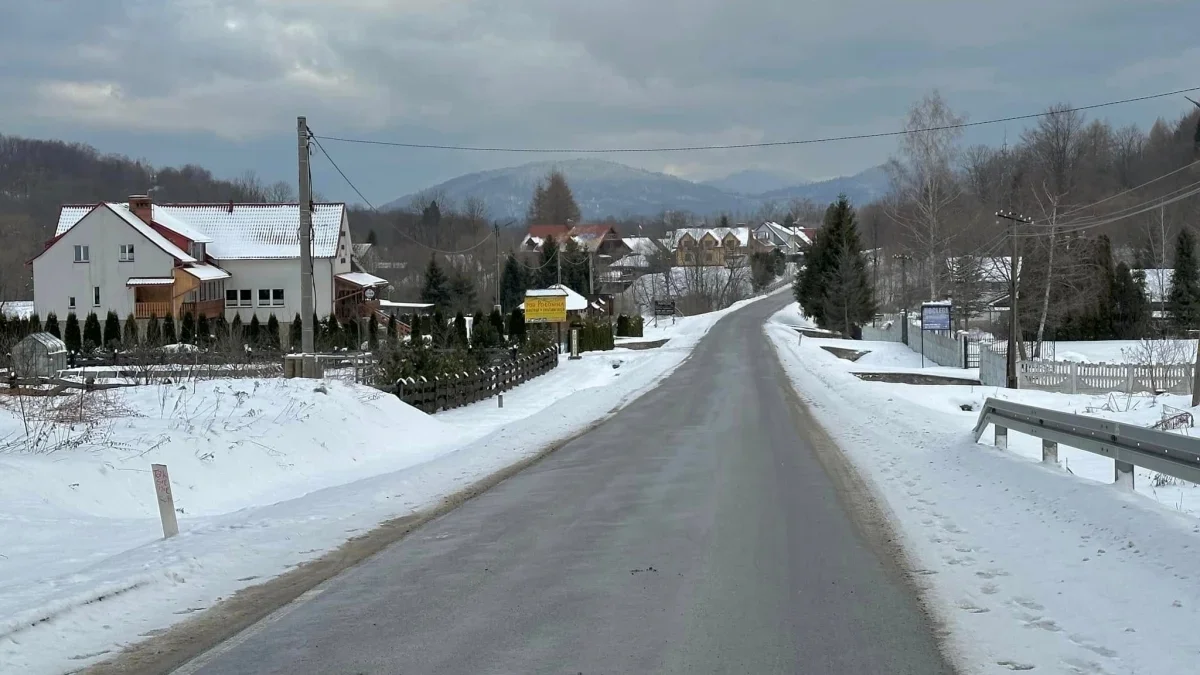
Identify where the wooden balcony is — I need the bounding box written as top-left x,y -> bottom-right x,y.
135,302 -> 171,319
181,298 -> 225,319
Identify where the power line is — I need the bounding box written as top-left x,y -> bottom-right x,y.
308,133 -> 496,255
312,85 -> 1200,154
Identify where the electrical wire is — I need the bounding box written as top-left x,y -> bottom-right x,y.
312,86 -> 1200,154
1012,180 -> 1200,237
309,133 -> 496,256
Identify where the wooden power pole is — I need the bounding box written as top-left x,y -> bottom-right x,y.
997,210 -> 1032,389
297,117 -> 315,355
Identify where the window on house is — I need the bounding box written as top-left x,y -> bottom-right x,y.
191,242 -> 206,259
271,289 -> 285,306
239,289 -> 252,307
74,245 -> 89,263
226,289 -> 253,307
259,289 -> 270,306
226,289 -> 238,307
68,296 -> 76,310
119,244 -> 135,262
92,287 -> 101,307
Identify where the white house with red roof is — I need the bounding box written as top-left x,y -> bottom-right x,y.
31,195 -> 388,329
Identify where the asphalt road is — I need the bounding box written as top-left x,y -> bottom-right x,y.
185,296 -> 954,675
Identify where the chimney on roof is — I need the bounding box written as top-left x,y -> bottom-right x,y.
129,194 -> 152,224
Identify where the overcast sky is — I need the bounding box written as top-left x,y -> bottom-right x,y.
2,0 -> 1197,205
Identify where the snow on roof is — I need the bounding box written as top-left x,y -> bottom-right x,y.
336,271 -> 389,287
611,253 -> 650,268
19,332 -> 67,353
181,264 -> 231,282
126,277 -> 175,286
668,226 -> 750,247
57,202 -> 345,260
102,204 -> 197,263
352,243 -> 373,258
621,237 -> 660,256
379,300 -> 432,309
524,284 -> 588,311
0,301 -> 35,319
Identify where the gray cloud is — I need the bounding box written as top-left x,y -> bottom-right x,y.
0,0 -> 1196,199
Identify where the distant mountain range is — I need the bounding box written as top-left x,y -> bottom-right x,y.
384,159 -> 890,221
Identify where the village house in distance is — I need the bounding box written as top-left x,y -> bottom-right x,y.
30,196 -> 389,341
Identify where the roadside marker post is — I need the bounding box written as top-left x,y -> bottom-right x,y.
152,463 -> 179,539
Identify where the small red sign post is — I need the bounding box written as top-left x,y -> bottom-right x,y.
151,463 -> 179,539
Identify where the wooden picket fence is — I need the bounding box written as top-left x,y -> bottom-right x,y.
394,347 -> 558,413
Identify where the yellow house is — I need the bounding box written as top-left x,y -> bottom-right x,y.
671,227 -> 750,266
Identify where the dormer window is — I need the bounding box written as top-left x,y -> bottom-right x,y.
190,242 -> 206,259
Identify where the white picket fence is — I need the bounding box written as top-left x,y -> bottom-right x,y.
1019,359 -> 1193,395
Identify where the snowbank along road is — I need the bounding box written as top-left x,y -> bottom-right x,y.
170,294 -> 956,674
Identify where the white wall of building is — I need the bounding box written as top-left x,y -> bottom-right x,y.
32,207 -> 176,321
219,257 -> 339,323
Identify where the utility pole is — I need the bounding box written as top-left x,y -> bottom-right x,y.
556,241 -> 562,287
892,253 -> 911,312
872,217 -> 880,326
494,221 -> 501,311
997,210 -> 1032,389
588,249 -> 595,296
297,116 -> 315,356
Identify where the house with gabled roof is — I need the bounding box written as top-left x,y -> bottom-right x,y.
32,195 -> 388,333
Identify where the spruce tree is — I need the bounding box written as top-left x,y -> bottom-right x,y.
197,314 -> 210,346
1168,228 -> 1200,333
796,196 -> 874,333
44,312 -> 60,338
454,311 -> 469,347
248,315 -> 262,347
103,311 -> 121,347
537,237 -> 560,289
500,254 -> 529,312
420,256 -> 452,309
145,314 -> 161,346
368,313 -> 379,349
387,313 -> 398,340
83,312 -> 102,350
508,308 -> 526,343
64,312 -> 82,353
431,309 -> 447,346
1111,263 -> 1150,339
230,313 -> 243,344
123,313 -> 139,345
214,315 -> 230,342
290,313 -> 302,350
526,169 -> 581,226
180,312 -> 196,344
266,314 -> 281,351
489,307 -> 506,339
162,313 -> 177,344
323,315 -> 341,350
28,313 -> 41,334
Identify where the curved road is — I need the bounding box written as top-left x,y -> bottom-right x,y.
185,295 -> 954,674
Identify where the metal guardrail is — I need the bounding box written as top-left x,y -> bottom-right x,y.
973,397 -> 1200,487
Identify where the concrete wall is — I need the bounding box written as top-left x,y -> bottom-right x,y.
33,206 -> 176,321
980,347 -> 1008,387
862,319 -> 965,369
219,257 -> 337,323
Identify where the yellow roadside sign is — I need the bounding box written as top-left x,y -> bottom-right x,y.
524,293 -> 567,323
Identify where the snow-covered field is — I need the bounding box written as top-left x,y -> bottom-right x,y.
767,304 -> 1200,674
0,292 -> 777,674
1053,339 -> 1198,365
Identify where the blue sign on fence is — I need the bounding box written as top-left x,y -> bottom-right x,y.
921,302 -> 952,331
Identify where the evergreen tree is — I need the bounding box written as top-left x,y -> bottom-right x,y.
44,312 -> 60,338
489,307 -> 506,338
453,311 -> 469,347
103,311 -> 121,347
83,312 -> 102,350
783,213 -> 797,229
508,308 -> 527,343
1089,235 -> 1117,340
537,237 -> 561,289
162,313 -> 177,344
290,313 -> 302,350
1111,263 -> 1150,339
387,313 -> 398,340
64,312 -> 82,353
796,196 -> 874,333
197,314 -> 210,346
411,313 -> 424,337
145,314 -> 161,346
561,237 -> 590,294
431,309 -> 447,346
0,314 -> 9,343
1168,228 -> 1200,333
366,229 -> 378,245
526,169 -> 581,225
718,214 -> 731,228
421,200 -> 442,230
368,313 -> 379,349
214,315 -> 230,342
420,256 -> 452,308
266,314 -> 281,351
344,318 -> 360,350
180,311 -> 196,344
323,314 -> 341,350
449,274 -> 477,315
230,313 -> 243,345
28,313 -> 41,334
123,313 -> 139,345
248,315 -> 262,346
500,254 -> 529,312
750,251 -> 777,291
